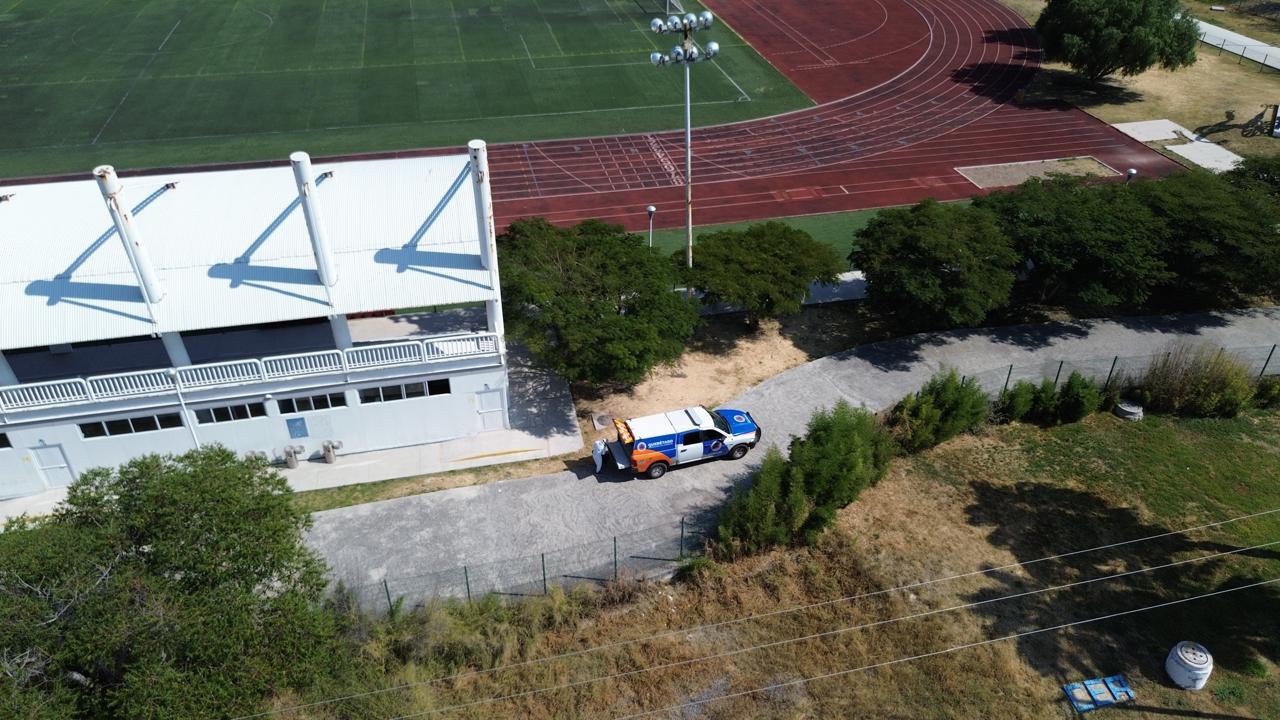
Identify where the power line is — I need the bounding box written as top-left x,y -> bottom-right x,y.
234,506 -> 1280,719
613,576 -> 1280,719
382,538 -> 1280,718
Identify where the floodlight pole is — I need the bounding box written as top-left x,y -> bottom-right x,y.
647,205 -> 657,247
650,12 -> 719,273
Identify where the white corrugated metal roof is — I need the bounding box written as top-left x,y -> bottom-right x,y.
0,153 -> 495,350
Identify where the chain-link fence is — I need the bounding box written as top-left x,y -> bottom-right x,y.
349,342 -> 1278,613
966,343 -> 1278,398
348,516 -> 710,612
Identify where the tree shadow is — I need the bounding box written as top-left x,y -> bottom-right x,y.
1195,109 -> 1272,140
505,343 -> 580,438
963,482 -> 1280,682
1104,311 -> 1232,335
1014,66 -> 1143,109
983,28 -> 1039,49
950,61 -> 1042,102
775,301 -> 871,360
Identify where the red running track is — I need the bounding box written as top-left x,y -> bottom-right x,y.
489,0 -> 1183,232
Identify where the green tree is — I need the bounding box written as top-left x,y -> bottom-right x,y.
889,369 -> 989,451
682,221 -> 844,326
498,218 -> 699,386
851,200 -> 1018,331
1224,155 -> 1280,201
1035,0 -> 1199,83
1135,171 -> 1280,306
0,447 -> 338,718
973,177 -> 1170,309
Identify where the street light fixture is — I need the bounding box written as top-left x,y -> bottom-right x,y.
649,11 -> 720,270
646,205 -> 657,247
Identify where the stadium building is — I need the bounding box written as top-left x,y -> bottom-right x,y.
0,141 -> 510,501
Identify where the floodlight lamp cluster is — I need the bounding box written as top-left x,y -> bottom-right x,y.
649,11 -> 718,66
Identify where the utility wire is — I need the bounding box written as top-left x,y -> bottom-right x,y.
384,538 -> 1280,719
613,576 -> 1280,719
234,506 -> 1280,719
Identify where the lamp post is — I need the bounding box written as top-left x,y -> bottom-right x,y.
1126,168 -> 1138,183
646,205 -> 657,247
650,11 -> 719,270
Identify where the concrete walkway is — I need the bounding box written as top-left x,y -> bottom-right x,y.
307,308 -> 1280,600
1198,19 -> 1280,72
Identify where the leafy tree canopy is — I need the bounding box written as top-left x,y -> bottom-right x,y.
850,200 -> 1018,331
1223,154 -> 1280,201
1135,171 -> 1280,306
0,447 -> 337,719
498,218 -> 699,386
681,221 -> 845,326
1035,0 -> 1199,83
973,176 -> 1170,309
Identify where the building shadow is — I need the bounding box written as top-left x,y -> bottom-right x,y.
962,482 -> 1280,681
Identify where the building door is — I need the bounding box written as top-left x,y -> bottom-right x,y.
31,445 -> 75,488
477,390 -> 505,431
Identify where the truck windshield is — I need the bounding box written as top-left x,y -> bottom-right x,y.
706,407 -> 731,434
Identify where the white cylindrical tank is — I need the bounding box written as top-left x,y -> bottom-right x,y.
1166,641 -> 1213,690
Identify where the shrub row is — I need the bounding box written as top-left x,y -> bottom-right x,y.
717,344 -> 1278,558
716,401 -> 894,558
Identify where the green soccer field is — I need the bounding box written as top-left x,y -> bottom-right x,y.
0,0 -> 811,178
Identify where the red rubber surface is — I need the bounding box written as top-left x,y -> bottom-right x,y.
489,0 -> 1183,231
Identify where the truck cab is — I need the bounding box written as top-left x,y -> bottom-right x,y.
607,405 -> 761,479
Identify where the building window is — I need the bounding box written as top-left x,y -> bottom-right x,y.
194,402 -> 267,425
278,392 -> 348,415
0,433 -> 10,449
80,412 -> 183,438
358,379 -> 448,404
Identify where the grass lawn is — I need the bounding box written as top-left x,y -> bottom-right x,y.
1006,0 -> 1280,158
0,0 -> 809,178
647,207 -> 881,258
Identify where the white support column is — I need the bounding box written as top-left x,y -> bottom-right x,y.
93,166 -> 165,304
468,140 -> 506,356
290,152 -> 338,288
0,350 -> 18,386
328,314 -> 353,350
159,332 -> 191,367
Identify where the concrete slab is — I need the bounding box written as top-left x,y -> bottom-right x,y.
1113,120 -> 1185,143
1166,138 -> 1244,173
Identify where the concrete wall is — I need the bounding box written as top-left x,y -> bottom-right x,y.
0,365 -> 507,500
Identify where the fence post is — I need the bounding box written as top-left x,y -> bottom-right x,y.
1053,360 -> 1064,387
1219,39 -> 1227,55
463,566 -> 472,604
1003,364 -> 1013,393
680,517 -> 686,560
383,579 -> 393,614
541,553 -> 548,596
1261,344 -> 1277,380
1263,54 -> 1269,72
613,536 -> 618,582
1104,355 -> 1119,390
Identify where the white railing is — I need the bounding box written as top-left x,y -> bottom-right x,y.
264,350 -> 345,379
89,369 -> 175,399
0,379 -> 91,409
0,333 -> 502,414
346,341 -> 424,369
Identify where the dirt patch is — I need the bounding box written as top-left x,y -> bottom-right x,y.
957,156 -> 1119,188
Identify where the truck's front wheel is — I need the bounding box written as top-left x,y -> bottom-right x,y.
645,462 -> 669,479
728,445 -> 749,460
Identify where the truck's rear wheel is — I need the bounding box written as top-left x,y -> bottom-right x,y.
728,444 -> 749,460
645,462 -> 669,479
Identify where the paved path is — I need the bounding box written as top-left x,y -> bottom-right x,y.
308,309 -> 1280,598
1198,20 -> 1280,72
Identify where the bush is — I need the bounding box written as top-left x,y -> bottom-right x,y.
1029,378 -> 1060,425
996,380 -> 1036,422
890,369 -> 989,451
1132,343 -> 1255,417
717,402 -> 894,556
1255,376 -> 1280,409
1057,372 -> 1102,423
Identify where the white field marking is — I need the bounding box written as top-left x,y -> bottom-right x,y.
447,0 -> 466,61
693,37 -> 750,102
520,33 -> 536,68
9,98 -> 746,154
531,0 -> 565,55
541,59 -> 652,70
359,0 -> 369,67
92,18 -> 183,145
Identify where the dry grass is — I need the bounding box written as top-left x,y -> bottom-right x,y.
1186,0 -> 1280,47
1002,0 -> 1280,158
